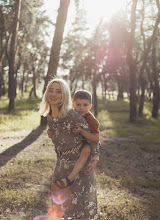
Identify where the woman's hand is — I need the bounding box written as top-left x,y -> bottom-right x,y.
47,128 -> 54,139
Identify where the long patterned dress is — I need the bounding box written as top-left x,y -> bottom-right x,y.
47,109 -> 98,219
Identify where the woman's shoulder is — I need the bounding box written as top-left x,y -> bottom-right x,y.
67,108 -> 81,117
67,109 -> 89,124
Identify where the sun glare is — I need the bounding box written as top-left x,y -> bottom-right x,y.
83,0 -> 128,25
44,0 -> 129,44
44,0 -> 128,24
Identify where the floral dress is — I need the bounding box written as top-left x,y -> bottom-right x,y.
47,109 -> 98,219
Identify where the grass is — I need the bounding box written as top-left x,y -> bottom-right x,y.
1,95 -> 160,136
97,98 -> 160,137
0,154 -> 56,217
0,96 -> 41,131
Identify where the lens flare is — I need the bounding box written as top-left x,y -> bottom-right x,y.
51,192 -> 68,205
33,190 -> 68,220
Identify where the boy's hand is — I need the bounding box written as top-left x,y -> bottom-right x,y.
72,123 -> 83,134
84,155 -> 99,175
47,128 -> 54,139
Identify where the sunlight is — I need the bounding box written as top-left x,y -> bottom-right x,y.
44,0 -> 129,25
43,0 -> 129,44
83,0 -> 129,25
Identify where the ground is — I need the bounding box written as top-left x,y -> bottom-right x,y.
0,128 -> 160,220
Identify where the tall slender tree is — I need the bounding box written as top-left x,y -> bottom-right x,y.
41,0 -> 70,126
127,0 -> 138,122
43,0 -> 70,90
151,0 -> 160,118
8,0 -> 21,111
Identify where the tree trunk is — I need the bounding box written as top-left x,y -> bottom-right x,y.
117,76 -> 124,100
151,39 -> 160,118
41,0 -> 70,126
127,0 -> 138,122
92,78 -> 98,116
0,68 -> 3,97
8,0 -> 21,112
20,70 -> 25,95
43,0 -> 70,91
138,80 -> 145,117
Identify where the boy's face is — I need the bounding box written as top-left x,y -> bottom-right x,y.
73,98 -> 92,116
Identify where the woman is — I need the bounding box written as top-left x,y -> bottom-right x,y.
39,78 -> 98,220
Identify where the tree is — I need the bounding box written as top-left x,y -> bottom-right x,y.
127,0 -> 138,122
60,3 -> 89,95
138,0 -> 160,117
41,0 -> 70,126
105,16 -> 129,100
84,23 -> 108,116
151,0 -> 160,118
43,0 -> 70,90
8,0 -> 21,111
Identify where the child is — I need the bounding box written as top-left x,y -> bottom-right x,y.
48,89 -> 100,183
69,90 -> 100,179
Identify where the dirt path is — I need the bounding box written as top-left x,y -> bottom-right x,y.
0,129 -> 160,219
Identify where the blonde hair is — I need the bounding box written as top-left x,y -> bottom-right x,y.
39,78 -> 72,118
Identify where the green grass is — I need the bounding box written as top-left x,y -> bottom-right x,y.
97,98 -> 160,137
0,97 -> 41,131
1,96 -> 160,136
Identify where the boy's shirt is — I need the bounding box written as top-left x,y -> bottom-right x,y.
84,111 -> 100,135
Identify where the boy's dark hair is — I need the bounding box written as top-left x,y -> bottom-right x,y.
73,90 -> 92,103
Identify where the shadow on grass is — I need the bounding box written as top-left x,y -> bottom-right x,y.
0,126 -> 45,167
96,137 -> 160,220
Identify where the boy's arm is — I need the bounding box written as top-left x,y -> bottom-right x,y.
72,123 -> 99,142
80,128 -> 99,142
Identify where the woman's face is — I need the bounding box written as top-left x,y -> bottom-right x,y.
47,82 -> 62,107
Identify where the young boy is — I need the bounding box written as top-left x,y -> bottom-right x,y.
68,90 -> 100,180
47,90 -> 100,184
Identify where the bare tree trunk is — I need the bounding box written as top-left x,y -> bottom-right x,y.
138,78 -> 145,117
146,65 -> 153,96
8,0 -> 21,112
29,73 -> 37,99
117,76 -> 124,100
92,78 -> 98,116
127,0 -> 138,122
43,0 -> 70,90
41,0 -> 70,126
151,38 -> 160,118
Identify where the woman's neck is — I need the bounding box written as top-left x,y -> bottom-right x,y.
50,105 -> 60,118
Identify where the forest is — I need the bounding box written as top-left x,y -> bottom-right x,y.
0,0 -> 160,122
0,0 -> 160,219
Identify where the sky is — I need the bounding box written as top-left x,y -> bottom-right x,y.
43,0 -> 129,45
44,0 -> 129,23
